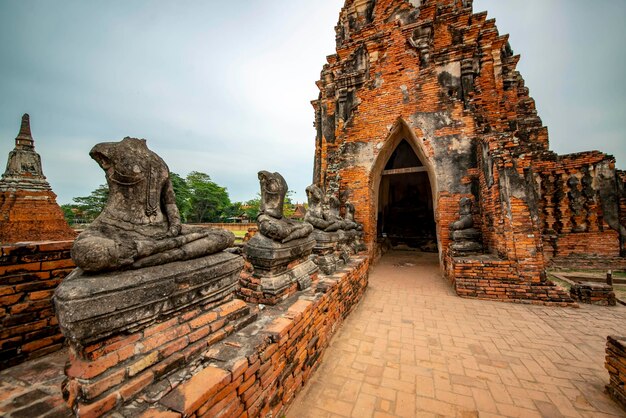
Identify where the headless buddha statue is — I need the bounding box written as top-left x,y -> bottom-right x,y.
343,202 -> 360,230
304,184 -> 343,232
72,138 -> 234,273
257,171 -> 313,243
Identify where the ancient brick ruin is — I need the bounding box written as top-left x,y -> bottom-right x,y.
312,0 -> 625,303
2,1 -> 626,417
0,114 -> 76,243
606,336 -> 626,411
0,115 -> 77,369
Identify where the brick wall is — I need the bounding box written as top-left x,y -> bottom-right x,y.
189,223 -> 258,232
446,251 -> 575,306
154,256 -> 369,418
534,152 -> 622,261
617,170 -> 626,257
0,241 -> 74,369
63,295 -> 254,417
606,336 -> 626,411
63,256 -> 369,417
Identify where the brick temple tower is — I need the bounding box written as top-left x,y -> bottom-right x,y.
312,0 -> 626,303
0,114 -> 76,243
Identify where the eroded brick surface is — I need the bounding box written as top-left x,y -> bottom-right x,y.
0,241 -> 74,369
311,0 -> 625,303
0,114 -> 76,244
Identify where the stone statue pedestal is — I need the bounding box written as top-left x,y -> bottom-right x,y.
311,230 -> 340,275
346,229 -> 367,254
336,230 -> 354,264
54,252 -> 244,344
450,228 -> 483,256
241,233 -> 318,304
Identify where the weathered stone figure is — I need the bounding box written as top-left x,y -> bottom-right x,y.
72,137 -> 233,273
328,195 -> 349,229
257,171 -> 313,242
304,184 -> 342,232
241,171 -> 317,303
450,197 -> 482,255
343,202 -> 360,231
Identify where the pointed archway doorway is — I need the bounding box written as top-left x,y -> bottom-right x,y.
371,119 -> 439,255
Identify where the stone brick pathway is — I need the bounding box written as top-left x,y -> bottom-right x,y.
0,348 -> 70,418
287,250 -> 626,418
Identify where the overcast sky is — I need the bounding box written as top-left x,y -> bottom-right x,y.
0,1 -> 624,205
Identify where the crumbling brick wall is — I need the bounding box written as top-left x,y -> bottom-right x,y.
58,256 -> 369,417
606,336 -> 626,411
533,152 -> 622,261
312,0 -> 624,302
0,241 -> 74,369
617,170 -> 626,257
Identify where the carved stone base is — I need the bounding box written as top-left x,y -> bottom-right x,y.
450,228 -> 483,256
244,233 -> 315,273
259,259 -> 319,295
315,254 -> 338,275
54,251 -> 243,345
241,233 -> 319,304
310,230 -> 340,275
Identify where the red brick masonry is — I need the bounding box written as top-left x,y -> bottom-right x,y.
606,336 -> 626,411
61,256 -> 368,417
0,241 -> 74,369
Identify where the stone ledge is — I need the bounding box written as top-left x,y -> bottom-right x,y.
54,252 -> 243,345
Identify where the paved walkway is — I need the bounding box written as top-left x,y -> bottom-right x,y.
287,250 -> 626,418
0,347 -> 70,418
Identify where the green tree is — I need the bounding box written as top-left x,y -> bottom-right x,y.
60,204 -> 77,225
186,171 -> 231,223
242,195 -> 261,220
68,184 -> 109,223
283,190 -> 296,218
222,201 -> 243,222
169,172 -> 192,222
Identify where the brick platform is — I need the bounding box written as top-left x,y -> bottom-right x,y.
63,298 -> 253,417
46,255 -> 368,417
571,282 -> 616,306
606,336 -> 626,411
445,252 -> 575,307
151,256 -> 369,418
0,241 -> 74,369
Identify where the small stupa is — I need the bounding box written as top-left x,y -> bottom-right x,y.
0,114 -> 76,243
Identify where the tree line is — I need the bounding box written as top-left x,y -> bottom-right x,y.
60,171 -> 290,225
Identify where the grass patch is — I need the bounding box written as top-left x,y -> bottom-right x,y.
548,275 -> 571,292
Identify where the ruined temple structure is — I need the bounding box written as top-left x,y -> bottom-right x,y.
312,0 -> 626,303
0,114 -> 76,243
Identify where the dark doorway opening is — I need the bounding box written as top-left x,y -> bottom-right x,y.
377,140 -> 437,251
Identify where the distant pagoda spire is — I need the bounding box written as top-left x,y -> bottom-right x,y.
0,113 -> 50,191
0,113 -> 76,243
15,113 -> 34,149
